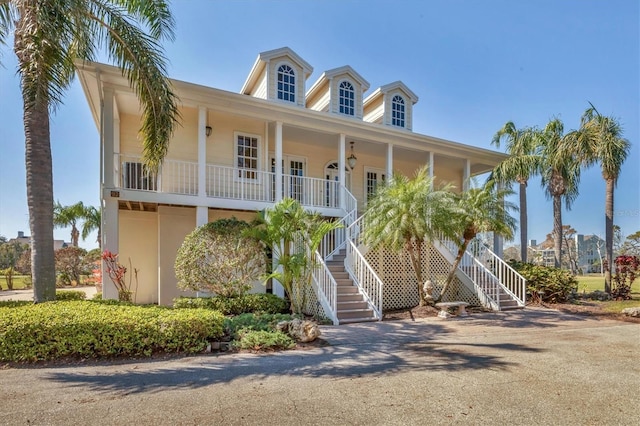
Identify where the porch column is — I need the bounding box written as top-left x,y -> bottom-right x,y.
386,143 -> 393,178
275,121 -> 283,201
339,134 -> 346,209
102,86 -> 115,188
101,197 -> 119,300
428,151 -> 434,189
463,159 -> 471,191
197,107 -> 207,198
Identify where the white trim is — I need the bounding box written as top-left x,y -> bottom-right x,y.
364,166 -> 387,203
233,131 -> 263,182
274,60 -> 297,104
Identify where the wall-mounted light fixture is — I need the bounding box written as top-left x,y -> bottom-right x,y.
347,141 -> 357,169
205,126 -> 212,137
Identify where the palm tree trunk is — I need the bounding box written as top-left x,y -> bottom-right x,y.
604,178 -> 614,293
23,96 -> 57,302
519,181 -> 528,262
407,243 -> 425,306
71,226 -> 80,247
553,195 -> 563,268
437,238 -> 471,302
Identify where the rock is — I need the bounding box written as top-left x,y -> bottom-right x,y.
276,319 -> 321,343
621,307 -> 640,317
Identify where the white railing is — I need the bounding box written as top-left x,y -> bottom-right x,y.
161,159 -> 198,195
206,165 -> 275,202
345,239 -> 384,320
320,187 -> 358,260
312,251 -> 339,325
118,154 -> 159,191
117,154 -> 199,195
283,175 -> 340,209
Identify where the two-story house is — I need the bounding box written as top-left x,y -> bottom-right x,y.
77,47 -> 525,323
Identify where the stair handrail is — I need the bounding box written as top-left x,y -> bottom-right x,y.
345,239 -> 383,320
320,185 -> 358,260
311,250 -> 340,325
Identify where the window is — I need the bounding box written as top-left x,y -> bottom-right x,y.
339,81 -> 355,116
391,95 -> 405,127
236,133 -> 259,180
366,168 -> 386,201
277,64 -> 296,102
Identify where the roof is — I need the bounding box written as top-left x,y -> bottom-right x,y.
363,80 -> 419,107
240,47 -> 314,95
306,65 -> 370,99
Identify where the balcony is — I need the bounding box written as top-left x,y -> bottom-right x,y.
115,154 -> 346,213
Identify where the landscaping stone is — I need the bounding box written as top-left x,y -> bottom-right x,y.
621,307 -> 640,317
276,319 -> 321,342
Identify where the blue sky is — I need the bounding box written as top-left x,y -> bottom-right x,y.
0,0 -> 638,250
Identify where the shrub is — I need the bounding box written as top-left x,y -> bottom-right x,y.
0,302 -> 224,362
55,290 -> 87,301
175,218 -> 266,297
233,330 -> 295,351
611,255 -> 639,300
509,261 -> 578,303
92,292 -> 103,300
224,313 -> 294,339
173,294 -> 288,315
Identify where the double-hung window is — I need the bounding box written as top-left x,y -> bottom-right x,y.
236,133 -> 260,180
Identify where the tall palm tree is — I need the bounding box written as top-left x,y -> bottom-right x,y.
1,1 -> 179,302
576,105 -> 630,292
53,201 -> 85,247
362,166 -> 454,305
535,118 -> 582,268
81,205 -> 101,248
438,182 -> 517,301
490,122 -> 540,263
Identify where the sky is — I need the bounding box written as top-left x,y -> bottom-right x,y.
0,0 -> 638,251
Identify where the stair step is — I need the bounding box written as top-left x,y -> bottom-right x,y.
337,308 -> 375,319
335,279 -> 354,286
331,272 -> 350,280
337,301 -> 369,310
500,305 -> 524,311
337,287 -> 359,295
336,293 -> 365,302
339,317 -> 378,324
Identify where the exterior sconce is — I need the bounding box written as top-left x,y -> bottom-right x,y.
205,126 -> 212,137
347,141 -> 357,169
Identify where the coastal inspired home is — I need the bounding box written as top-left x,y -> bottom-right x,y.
76,47 -> 526,323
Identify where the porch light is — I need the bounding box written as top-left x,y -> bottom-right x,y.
347,141 -> 357,169
205,126 -> 212,137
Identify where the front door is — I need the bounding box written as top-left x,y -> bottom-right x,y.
325,162 -> 351,208
270,155 -> 306,203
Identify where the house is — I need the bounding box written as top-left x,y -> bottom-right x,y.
76,47 -> 525,322
10,231 -> 69,251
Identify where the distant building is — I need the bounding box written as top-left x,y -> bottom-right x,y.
9,231 -> 69,251
527,234 -> 604,272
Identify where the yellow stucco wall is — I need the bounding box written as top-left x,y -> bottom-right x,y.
119,210 -> 158,304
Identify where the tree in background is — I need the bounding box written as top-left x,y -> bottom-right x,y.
53,201 -> 85,247
0,1 -> 179,302
362,167 -> 454,305
81,205 -> 101,248
620,231 -> 640,257
575,105 -> 630,293
490,122 -> 540,263
54,246 -> 90,287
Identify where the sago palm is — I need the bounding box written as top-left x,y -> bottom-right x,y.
0,1 -> 179,302
576,104 -> 630,292
490,121 -> 540,262
53,201 -> 85,247
362,166 -> 454,305
438,182 -> 516,301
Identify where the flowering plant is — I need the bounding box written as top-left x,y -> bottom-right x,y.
611,255 -> 639,300
101,250 -> 132,301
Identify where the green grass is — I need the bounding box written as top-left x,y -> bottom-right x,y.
576,274 -> 640,294
0,275 -> 31,291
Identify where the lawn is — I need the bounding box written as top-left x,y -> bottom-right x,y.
0,275 -> 31,291
576,274 -> 640,294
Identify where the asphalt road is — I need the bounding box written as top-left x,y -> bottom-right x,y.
1,308 -> 638,425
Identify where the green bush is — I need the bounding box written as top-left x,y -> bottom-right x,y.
0,302 -> 225,362
233,330 -> 295,351
173,294 -> 288,315
92,292 -> 103,300
509,261 -> 578,303
55,290 -> 87,301
224,313 -> 293,339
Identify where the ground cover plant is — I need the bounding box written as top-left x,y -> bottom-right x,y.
173,294 -> 288,315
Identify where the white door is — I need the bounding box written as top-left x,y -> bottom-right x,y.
270,155 -> 306,203
325,162 -> 351,208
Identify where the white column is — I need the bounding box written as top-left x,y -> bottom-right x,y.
102,87 -> 115,188
196,206 -> 208,226
386,143 -> 393,178
339,134 -> 346,209
463,159 -> 471,191
198,107 -> 207,198
101,197 -> 119,300
428,151 -> 434,189
275,121 -> 283,201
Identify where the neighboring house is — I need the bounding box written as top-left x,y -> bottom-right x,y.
77,47 -> 525,321
10,231 -> 69,251
575,234 -> 605,273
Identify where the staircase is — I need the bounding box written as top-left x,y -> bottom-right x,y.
461,265 -> 523,311
326,249 -> 377,324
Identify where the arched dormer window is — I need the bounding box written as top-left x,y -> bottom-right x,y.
391,95 -> 405,127
339,81 -> 355,116
277,64 -> 296,102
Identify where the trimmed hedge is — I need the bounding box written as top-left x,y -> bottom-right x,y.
173,294 -> 288,315
55,290 -> 87,301
0,302 -> 224,362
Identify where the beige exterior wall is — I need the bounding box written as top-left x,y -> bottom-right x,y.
363,95 -> 384,124
306,80 -> 330,111
433,156 -> 464,191
252,73 -> 268,99
267,56 -> 306,107
158,206 -> 198,306
206,111 -> 266,167
119,210 -> 158,304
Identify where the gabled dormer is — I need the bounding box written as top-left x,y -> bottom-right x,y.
240,47 -> 313,107
306,66 -> 370,119
363,81 -> 419,131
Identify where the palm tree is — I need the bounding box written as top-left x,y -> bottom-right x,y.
438,182 -> 517,301
576,105 -> 630,292
1,1 -> 179,302
53,201 -> 85,247
490,122 -> 540,262
362,166 -> 454,305
535,119 -> 582,268
81,205 -> 101,248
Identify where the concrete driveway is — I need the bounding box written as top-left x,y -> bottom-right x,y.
1,308 -> 638,425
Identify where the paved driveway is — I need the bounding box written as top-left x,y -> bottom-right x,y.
1,308 -> 639,425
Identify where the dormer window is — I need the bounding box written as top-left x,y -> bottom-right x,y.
339,81 -> 355,116
391,95 -> 405,127
277,64 -> 296,102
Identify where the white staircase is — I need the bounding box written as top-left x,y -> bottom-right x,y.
327,249 -> 377,323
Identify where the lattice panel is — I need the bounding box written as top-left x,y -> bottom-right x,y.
300,283 -> 329,322
364,241 -> 482,310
